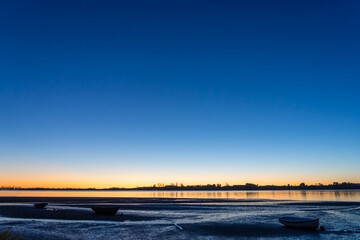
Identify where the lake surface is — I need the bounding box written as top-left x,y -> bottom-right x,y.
1,190 -> 360,201
1,190 -> 360,239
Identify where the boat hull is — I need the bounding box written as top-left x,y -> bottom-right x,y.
279,217 -> 319,229
91,206 -> 120,215
34,203 -> 48,209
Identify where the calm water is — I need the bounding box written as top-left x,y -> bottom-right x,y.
1,190 -> 360,239
1,190 -> 360,201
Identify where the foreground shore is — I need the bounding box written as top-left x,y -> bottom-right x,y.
0,197 -> 359,239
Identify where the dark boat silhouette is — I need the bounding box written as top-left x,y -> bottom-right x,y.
91,206 -> 120,215
279,217 -> 319,229
34,203 -> 48,209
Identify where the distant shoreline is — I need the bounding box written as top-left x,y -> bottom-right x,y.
2,182 -> 360,191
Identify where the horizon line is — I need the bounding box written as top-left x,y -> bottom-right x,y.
2,181 -> 359,190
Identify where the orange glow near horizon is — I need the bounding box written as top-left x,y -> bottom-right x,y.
2,162 -> 359,189
1,176 -> 359,189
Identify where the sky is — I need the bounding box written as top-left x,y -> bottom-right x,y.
0,0 -> 359,188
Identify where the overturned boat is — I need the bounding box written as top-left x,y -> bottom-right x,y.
34,202 -> 48,209
91,206 -> 120,215
279,217 -> 319,229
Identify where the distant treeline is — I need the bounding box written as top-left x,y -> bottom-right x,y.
1,182 -> 360,191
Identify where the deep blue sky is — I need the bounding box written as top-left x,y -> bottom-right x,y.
1,0 -> 359,187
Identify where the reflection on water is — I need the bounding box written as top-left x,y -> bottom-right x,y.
1,190 -> 360,201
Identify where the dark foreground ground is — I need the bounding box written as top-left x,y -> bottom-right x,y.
0,197 -> 359,239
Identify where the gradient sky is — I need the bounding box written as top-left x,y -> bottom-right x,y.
1,0 -> 360,188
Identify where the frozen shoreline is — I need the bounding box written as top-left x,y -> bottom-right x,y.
0,197 -> 359,239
